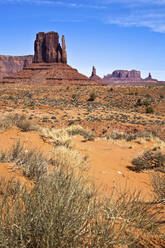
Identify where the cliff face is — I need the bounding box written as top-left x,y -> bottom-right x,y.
33,32 -> 67,64
0,55 -> 33,79
103,70 -> 142,81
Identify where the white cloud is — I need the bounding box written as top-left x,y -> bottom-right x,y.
107,9 -> 165,33
0,0 -> 106,8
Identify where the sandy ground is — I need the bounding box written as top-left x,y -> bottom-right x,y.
0,127 -> 164,202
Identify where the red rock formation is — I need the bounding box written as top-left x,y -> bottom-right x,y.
62,35 -> 67,64
1,63 -> 97,85
104,70 -> 141,81
0,55 -> 33,79
144,73 -> 158,81
89,66 -> 104,84
33,32 -> 67,64
1,31 -> 98,85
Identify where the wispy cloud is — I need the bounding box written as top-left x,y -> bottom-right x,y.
2,0 -> 165,33
0,0 -> 106,8
102,0 -> 165,33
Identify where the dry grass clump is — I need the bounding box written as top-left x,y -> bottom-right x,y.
0,113 -> 25,130
0,163 -> 162,248
105,131 -> 162,143
131,150 -> 165,172
52,145 -> 88,170
17,119 -> 34,132
152,174 -> 165,204
40,127 -> 71,147
0,141 -> 48,181
0,113 -> 35,132
40,125 -> 95,147
66,125 -> 95,140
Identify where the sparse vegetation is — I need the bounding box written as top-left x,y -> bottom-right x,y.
0,160 -> 162,248
152,174 -> 165,203
0,141 -> 48,181
131,150 -> 165,172
52,145 -> 88,170
88,92 -> 96,101
17,119 -> 33,132
146,105 -> 154,114
104,131 -> 161,143
66,125 -> 95,140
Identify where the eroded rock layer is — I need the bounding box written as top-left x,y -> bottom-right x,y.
1,63 -> 96,85
0,55 -> 33,79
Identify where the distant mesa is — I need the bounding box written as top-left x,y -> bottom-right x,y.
103,70 -> 142,81
102,69 -> 163,86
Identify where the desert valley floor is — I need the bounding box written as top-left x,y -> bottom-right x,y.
0,84 -> 165,247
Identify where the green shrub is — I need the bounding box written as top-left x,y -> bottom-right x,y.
136,98 -> 142,106
88,92 -> 96,101
146,106 -> 154,114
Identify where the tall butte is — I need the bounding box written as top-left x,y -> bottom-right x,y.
33,32 -> 67,64
1,31 -> 96,85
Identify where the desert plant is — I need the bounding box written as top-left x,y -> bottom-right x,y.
105,131 -> 158,142
52,145 -> 88,170
17,119 -> 33,132
0,113 -> 26,130
131,150 -> 165,172
146,105 -> 154,114
88,92 -> 96,101
136,98 -> 142,107
40,127 -> 71,147
0,170 -> 162,248
0,141 -> 48,181
152,174 -> 165,203
66,125 -> 95,140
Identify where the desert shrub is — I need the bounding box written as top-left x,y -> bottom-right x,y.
40,126 -> 95,145
52,146 -> 87,170
66,125 -> 95,140
136,98 -> 142,106
17,119 -> 33,132
88,92 -> 96,101
0,141 -> 48,181
152,174 -> 165,203
146,105 -> 154,114
40,127 -> 71,147
105,131 -> 157,142
0,113 -> 35,132
131,150 -> 165,172
0,170 -> 161,248
0,113 -> 26,130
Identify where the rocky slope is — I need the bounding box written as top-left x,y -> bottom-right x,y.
0,55 -> 33,79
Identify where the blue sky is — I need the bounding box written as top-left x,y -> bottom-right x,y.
0,0 -> 165,80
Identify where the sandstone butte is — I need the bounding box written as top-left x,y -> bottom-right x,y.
0,31 -> 96,86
